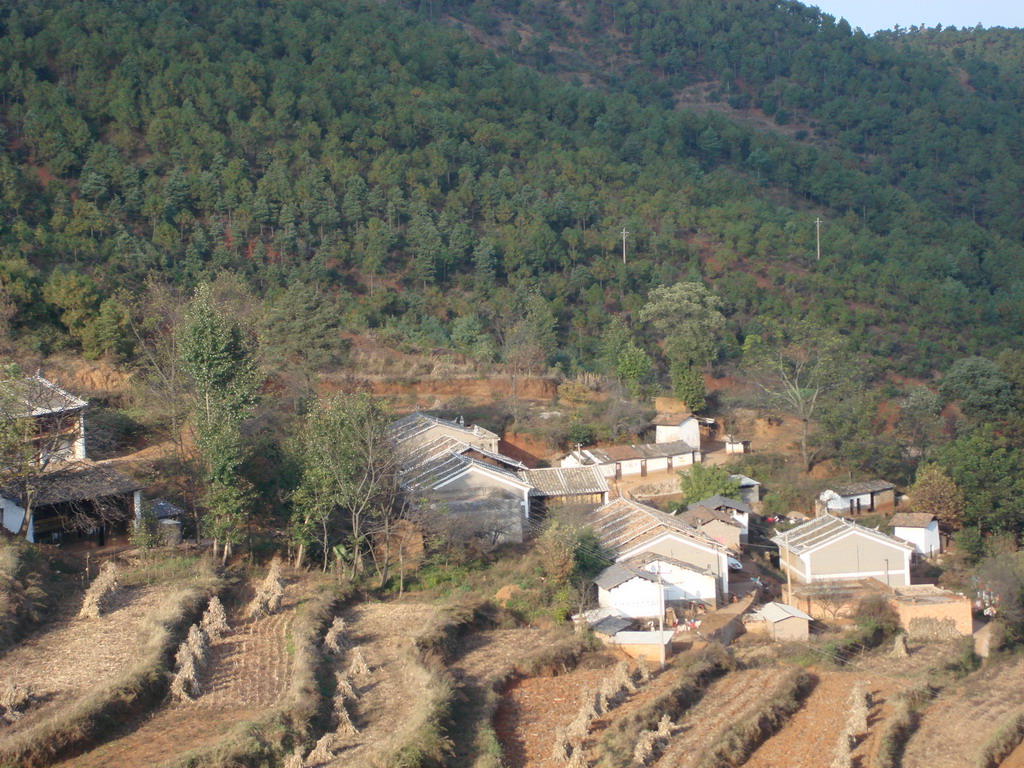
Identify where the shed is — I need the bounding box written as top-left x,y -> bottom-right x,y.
729,474 -> 762,506
752,602 -> 812,641
891,512 -> 941,557
818,479 -> 897,516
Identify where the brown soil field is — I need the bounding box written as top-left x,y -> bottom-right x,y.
903,654 -> 1024,768
322,599 -> 438,768
652,667 -> 791,767
56,578 -> 306,768
495,651 -> 621,768
0,584 -> 172,742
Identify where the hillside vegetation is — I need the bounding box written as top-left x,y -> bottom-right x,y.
0,0 -> 1022,379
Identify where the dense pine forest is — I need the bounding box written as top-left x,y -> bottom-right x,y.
0,0 -> 1021,377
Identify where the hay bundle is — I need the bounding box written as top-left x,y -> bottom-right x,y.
201,596 -> 230,641
283,749 -> 304,768
636,658 -> 652,683
633,730 -> 658,766
335,702 -> 360,736
566,700 -> 595,742
334,673 -> 357,703
847,684 -> 870,739
170,650 -> 201,701
323,617 -> 347,654
186,624 -> 209,667
246,557 -> 285,618
0,680 -> 31,724
656,714 -> 673,738
304,733 -> 336,766
613,661 -> 638,693
551,730 -> 571,762
79,561 -> 119,619
892,633 -> 909,658
347,647 -> 370,677
566,748 -> 588,767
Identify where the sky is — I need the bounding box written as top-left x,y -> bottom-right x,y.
809,0 -> 1024,34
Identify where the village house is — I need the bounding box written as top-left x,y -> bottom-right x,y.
773,514 -> 914,588
745,602 -> 813,642
0,375 -> 142,546
687,495 -> 751,544
650,411 -> 702,448
587,497 -> 730,600
516,466 -> 609,510
729,474 -> 762,506
559,439 -> 701,480
390,412 -> 500,453
890,512 -> 941,557
398,435 -> 535,541
677,505 -> 743,551
817,479 -> 898,517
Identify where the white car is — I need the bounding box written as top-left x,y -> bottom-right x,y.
727,556 -> 743,571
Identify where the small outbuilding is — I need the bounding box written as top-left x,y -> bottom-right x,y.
817,479 -> 898,517
749,602 -> 813,641
891,512 -> 941,557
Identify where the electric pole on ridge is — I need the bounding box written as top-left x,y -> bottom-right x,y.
621,226 -> 629,264
814,217 -> 822,261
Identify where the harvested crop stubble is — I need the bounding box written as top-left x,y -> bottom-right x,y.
347,647 -> 371,677
78,562 -> 119,619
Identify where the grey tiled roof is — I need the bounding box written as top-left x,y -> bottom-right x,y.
830,479 -> 895,496
1,375 -> 87,418
587,497 -> 724,556
595,562 -> 658,590
689,495 -> 752,515
772,514 -> 914,555
390,412 -> 498,445
1,461 -> 140,507
518,466 -> 608,497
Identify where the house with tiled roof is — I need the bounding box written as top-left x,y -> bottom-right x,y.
517,466 -> 608,508
587,497 -> 730,598
390,412 -> 500,453
688,495 -> 752,543
559,439 -> 701,480
773,514 -> 914,587
679,505 -> 744,551
891,512 -> 941,557
650,411 -> 701,448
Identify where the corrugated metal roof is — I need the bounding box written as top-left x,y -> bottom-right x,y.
518,466 -> 608,497
390,412 -> 499,446
772,514 -> 914,555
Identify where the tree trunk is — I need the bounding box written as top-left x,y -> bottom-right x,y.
295,542 -> 306,570
801,419 -> 811,473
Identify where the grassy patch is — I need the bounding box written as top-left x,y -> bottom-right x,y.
872,684 -> 932,768
975,710 -> 1024,768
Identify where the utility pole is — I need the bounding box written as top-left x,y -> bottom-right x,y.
656,566 -> 666,670
621,226 -> 629,265
814,217 -> 822,261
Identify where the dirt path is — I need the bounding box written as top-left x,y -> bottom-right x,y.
903,656 -> 1024,768
653,668 -> 789,768
56,579 -> 305,768
323,599 -> 437,768
0,584 -> 170,742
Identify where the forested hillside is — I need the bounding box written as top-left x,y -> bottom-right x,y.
0,0 -> 1022,379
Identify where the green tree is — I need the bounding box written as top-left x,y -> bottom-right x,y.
290,394 -> 403,580
639,282 -> 726,369
940,357 -> 1012,419
910,462 -> 965,533
179,283 -> 260,560
678,463 -> 742,506
670,363 -> 706,412
616,341 -> 652,398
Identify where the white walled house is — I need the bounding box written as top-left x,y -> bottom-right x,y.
891,512 -> 941,557
629,553 -> 718,606
559,440 -> 701,480
596,564 -> 664,619
773,514 -> 914,587
588,497 -> 730,598
650,412 -> 702,448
